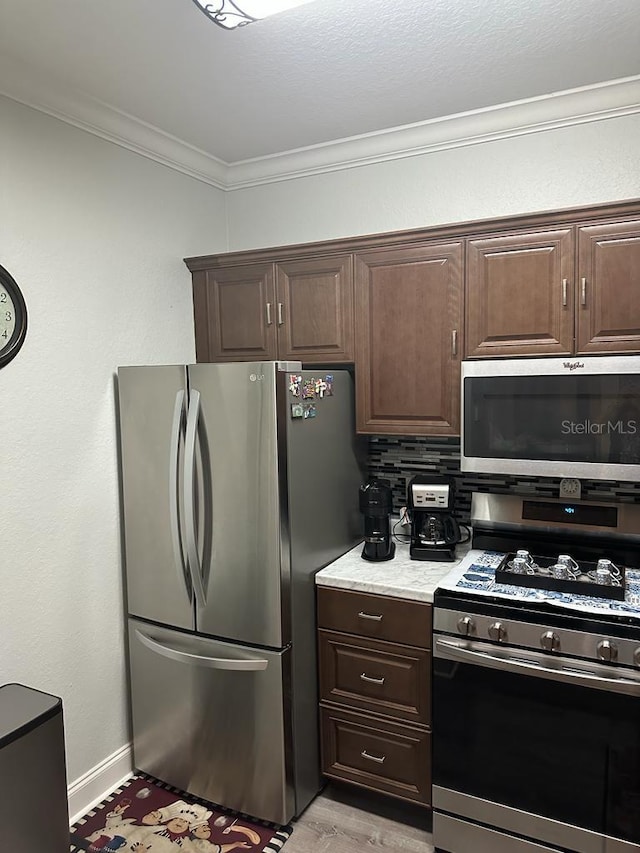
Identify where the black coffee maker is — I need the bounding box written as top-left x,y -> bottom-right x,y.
359,479 -> 395,562
408,475 -> 461,561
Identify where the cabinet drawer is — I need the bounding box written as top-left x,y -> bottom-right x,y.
318,630 -> 431,726
320,705 -> 431,806
317,587 -> 431,648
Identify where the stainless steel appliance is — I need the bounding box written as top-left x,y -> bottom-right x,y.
116,362 -> 364,825
461,355 -> 640,480
433,493 -> 640,853
407,475 -> 462,561
359,479 -> 395,562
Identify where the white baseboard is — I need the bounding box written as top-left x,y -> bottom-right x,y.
68,743 -> 133,826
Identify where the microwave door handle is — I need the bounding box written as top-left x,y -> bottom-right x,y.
434,638 -> 640,698
134,629 -> 268,671
169,390 -> 191,602
184,389 -> 207,608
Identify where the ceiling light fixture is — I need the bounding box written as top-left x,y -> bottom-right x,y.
191,0 -> 317,29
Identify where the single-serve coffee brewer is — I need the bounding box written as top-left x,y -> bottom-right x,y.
359,479 -> 395,562
408,475 -> 461,561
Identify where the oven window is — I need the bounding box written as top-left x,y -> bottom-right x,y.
433,657 -> 611,833
464,374 -> 640,464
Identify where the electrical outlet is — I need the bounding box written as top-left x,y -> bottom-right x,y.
559,478 -> 581,500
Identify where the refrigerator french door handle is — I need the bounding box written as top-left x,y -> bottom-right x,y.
134,629 -> 269,671
169,390 -> 191,601
184,389 -> 207,608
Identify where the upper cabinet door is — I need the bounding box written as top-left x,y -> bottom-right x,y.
466,229 -> 575,358
577,221 -> 640,354
355,243 -> 463,435
192,263 -> 277,362
275,256 -> 354,363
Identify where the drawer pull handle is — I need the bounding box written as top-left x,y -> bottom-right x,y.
360,672 -> 385,685
361,750 -> 386,764
358,611 -> 383,621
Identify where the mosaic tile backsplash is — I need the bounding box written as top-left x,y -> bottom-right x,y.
367,436 -> 640,522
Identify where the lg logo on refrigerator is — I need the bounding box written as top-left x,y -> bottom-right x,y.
249,373 -> 265,382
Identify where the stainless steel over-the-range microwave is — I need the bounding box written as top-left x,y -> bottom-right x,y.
461,356 -> 640,481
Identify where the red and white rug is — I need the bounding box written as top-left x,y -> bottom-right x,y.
70,775 -> 292,853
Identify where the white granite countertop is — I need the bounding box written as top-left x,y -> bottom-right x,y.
315,529 -> 471,603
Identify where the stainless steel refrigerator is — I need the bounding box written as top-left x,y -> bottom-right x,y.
116,361 -> 364,825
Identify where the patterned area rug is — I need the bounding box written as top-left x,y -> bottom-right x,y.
70,774 -> 292,853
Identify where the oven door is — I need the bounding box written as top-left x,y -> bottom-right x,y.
433,635 -> 640,852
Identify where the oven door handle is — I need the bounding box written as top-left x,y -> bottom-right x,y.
435,637 -> 640,697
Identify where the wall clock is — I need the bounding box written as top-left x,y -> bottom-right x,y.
0,264 -> 28,368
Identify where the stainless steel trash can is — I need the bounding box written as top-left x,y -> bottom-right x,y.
0,683 -> 69,852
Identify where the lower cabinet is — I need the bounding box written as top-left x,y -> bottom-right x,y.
317,586 -> 432,806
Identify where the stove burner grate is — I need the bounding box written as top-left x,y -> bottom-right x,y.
495,552 -> 626,601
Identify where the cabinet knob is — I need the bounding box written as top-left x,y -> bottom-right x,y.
357,611 -> 383,622
361,750 -> 385,764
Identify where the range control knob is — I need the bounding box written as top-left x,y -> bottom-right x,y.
457,615 -> 475,636
596,639 -> 618,663
634,648 -> 640,668
540,631 -> 560,653
488,621 -> 507,642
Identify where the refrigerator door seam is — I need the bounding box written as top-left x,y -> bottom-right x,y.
134,628 -> 269,670
184,388 -> 207,608
169,390 -> 191,603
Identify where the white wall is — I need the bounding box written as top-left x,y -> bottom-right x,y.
226,114 -> 640,250
0,95 -> 226,792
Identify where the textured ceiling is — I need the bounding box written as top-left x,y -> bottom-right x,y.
1,0 -> 639,163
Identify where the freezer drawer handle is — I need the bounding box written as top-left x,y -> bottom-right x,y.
169,390 -> 191,602
361,750 -> 385,764
135,629 -> 269,671
184,389 -> 207,609
358,611 -> 383,621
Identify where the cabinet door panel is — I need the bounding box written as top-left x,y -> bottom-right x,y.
320,705 -> 431,805
355,243 -> 463,435
466,229 -> 574,357
195,264 -> 276,362
317,586 -> 432,648
318,630 -> 431,726
577,221 -> 640,353
276,256 -> 354,362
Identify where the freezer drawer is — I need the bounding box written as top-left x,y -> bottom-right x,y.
127,619 -> 294,825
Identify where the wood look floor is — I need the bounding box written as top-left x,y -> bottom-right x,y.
284,784 -> 435,852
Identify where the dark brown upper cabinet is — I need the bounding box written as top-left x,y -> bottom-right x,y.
577,220 -> 640,353
275,256 -> 354,363
465,228 -> 575,358
191,257 -> 353,364
354,242 -> 463,435
191,263 -> 276,362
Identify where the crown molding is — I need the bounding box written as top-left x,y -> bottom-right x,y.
228,75 -> 640,188
2,53 -> 639,192
0,55 -> 228,189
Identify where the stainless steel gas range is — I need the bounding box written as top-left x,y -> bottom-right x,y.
432,493 -> 640,853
